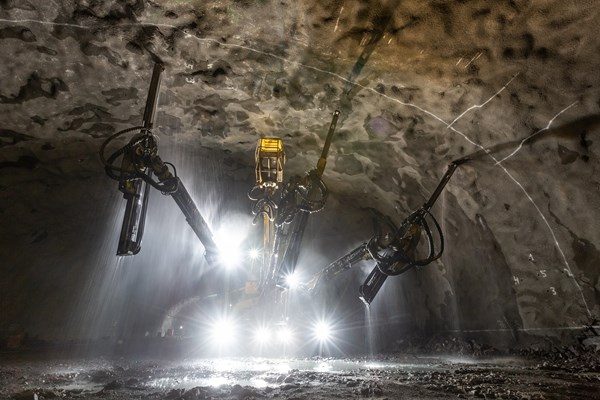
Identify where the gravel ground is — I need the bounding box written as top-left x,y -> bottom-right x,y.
1,352 -> 599,400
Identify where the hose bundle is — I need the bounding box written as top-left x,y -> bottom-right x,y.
366,206 -> 444,277
99,126 -> 179,194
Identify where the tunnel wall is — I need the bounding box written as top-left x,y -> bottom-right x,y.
0,0 -> 599,351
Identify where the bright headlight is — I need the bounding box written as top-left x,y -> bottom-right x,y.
211,317 -> 236,346
253,327 -> 271,344
285,272 -> 300,289
214,228 -> 244,268
314,321 -> 333,343
219,249 -> 241,268
277,327 -> 293,344
249,248 -> 261,260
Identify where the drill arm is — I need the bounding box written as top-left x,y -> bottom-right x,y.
306,160 -> 466,305
358,160 -> 465,304
303,243 -> 370,292
101,62 -> 218,265
114,63 -> 163,255
268,110 -> 340,288
146,151 -> 219,264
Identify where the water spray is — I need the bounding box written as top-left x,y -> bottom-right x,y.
99,62 -> 218,265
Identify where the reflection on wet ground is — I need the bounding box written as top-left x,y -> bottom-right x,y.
1,355 -> 598,399
147,358 -> 432,389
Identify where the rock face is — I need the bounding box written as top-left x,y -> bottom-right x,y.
0,0 -> 598,348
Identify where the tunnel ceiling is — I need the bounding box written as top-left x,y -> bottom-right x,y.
1,0 -> 599,341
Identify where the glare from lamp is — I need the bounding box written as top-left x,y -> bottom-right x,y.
219,249 -> 241,268
314,320 -> 333,343
285,271 -> 301,289
253,326 -> 271,344
277,327 -> 293,344
214,227 -> 245,269
211,317 -> 236,346
249,248 -> 261,260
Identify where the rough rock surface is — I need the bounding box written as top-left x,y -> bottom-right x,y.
0,0 -> 599,348
0,353 -> 599,400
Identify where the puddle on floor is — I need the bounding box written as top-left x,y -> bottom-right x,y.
28,356 -> 528,392
145,357 -> 431,390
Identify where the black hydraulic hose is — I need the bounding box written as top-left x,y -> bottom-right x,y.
357,158 -> 469,305
297,177 -> 328,213
252,197 -> 277,224
104,146 -> 127,180
247,186 -> 267,201
247,186 -> 278,224
106,154 -> 178,194
372,159 -> 468,276
275,175 -> 328,227
273,167 -> 330,229
276,202 -> 298,226
368,207 -> 445,277
274,182 -> 299,226
99,126 -> 146,175
414,216 -> 436,266
100,125 -> 181,194
164,162 -> 177,179
418,208 -> 444,263
138,171 -> 178,194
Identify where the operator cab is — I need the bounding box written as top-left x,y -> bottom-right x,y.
255,138 -> 285,189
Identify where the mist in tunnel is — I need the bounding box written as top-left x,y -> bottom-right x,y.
0,0 -> 598,362
2,1 -> 600,399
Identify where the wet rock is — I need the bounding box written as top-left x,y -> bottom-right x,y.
165,388 -> 185,399
180,387 -> 209,400
12,390 -> 38,400
89,369 -> 115,382
281,383 -> 300,391
103,380 -> 123,390
0,26 -> 36,42
467,388 -> 483,397
0,129 -> 35,147
36,390 -> 60,399
0,72 -> 68,103
125,377 -> 139,386
582,336 -> 600,350
230,384 -> 255,399
63,389 -> 83,396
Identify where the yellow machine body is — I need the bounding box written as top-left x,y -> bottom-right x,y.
254,137 -> 286,277
255,138 -> 285,189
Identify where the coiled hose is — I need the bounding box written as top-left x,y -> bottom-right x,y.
367,207 -> 444,277
99,126 -> 179,194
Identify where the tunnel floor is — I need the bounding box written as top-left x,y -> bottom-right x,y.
1,353 -> 599,400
